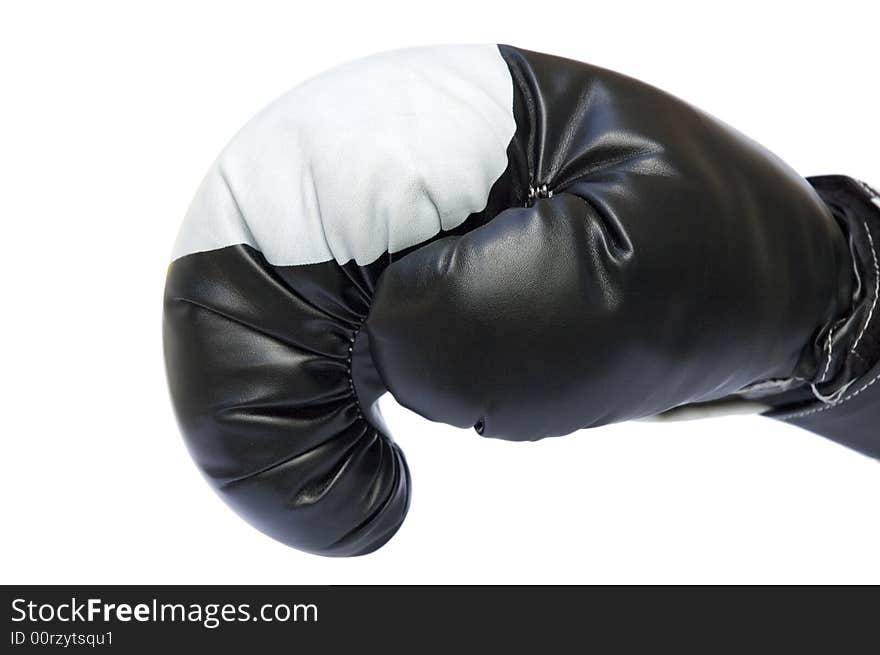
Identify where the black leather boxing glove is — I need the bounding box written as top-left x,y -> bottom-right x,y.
164,45 -> 880,556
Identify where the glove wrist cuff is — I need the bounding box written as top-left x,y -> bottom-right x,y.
766,175 -> 880,458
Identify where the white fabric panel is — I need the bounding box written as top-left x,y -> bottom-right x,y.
172,45 -> 516,266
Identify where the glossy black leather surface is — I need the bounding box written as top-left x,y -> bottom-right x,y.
164,245 -> 409,556
366,46 -> 852,440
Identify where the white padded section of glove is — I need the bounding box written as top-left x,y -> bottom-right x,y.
172,44 -> 516,266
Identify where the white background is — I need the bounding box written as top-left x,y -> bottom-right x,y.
2,0 -> 879,584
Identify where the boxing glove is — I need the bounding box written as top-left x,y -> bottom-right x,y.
164,45 -> 880,556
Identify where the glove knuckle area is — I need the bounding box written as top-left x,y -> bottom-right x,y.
164,245 -> 409,556
163,45 -> 520,555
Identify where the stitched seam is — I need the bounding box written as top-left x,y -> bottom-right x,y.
782,180 -> 880,420
850,219 -> 879,354
778,370 -> 880,420
347,316 -> 367,421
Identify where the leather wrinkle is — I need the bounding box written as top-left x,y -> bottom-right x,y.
324,444 -> 408,551
220,416 -> 367,491
169,295 -> 347,362
287,428 -> 377,507
215,395 -> 357,428
238,242 -> 364,330
551,145 -> 666,194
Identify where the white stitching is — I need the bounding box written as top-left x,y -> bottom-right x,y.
850,219 -> 879,354
782,182 -> 880,421
809,379 -> 854,405
779,370 -> 880,420
819,328 -> 835,382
